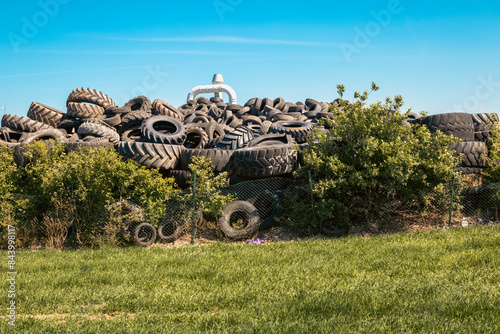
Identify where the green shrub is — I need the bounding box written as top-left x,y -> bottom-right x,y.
188,156 -> 235,222
1,141 -> 178,248
299,83 -> 459,229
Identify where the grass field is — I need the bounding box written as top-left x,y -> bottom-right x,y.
1,226 -> 500,333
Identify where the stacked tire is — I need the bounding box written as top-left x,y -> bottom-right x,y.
420,112 -> 496,174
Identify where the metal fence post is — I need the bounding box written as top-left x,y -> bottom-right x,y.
71,180 -> 76,248
448,165 -> 457,228
308,171 -> 319,234
191,172 -> 197,245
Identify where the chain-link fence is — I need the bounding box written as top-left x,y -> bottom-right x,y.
2,172 -> 500,249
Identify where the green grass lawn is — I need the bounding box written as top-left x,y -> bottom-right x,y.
2,226 -> 500,333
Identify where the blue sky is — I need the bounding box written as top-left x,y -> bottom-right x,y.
1,0 -> 499,117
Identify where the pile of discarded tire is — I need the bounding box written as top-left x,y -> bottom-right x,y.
412,112 -> 498,174
1,87 -> 497,243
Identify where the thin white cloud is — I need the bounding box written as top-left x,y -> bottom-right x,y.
21,49 -> 245,56
71,34 -> 337,47
0,65 -> 157,78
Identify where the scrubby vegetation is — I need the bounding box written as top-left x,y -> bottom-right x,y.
0,142 -> 178,248
298,83 -> 461,229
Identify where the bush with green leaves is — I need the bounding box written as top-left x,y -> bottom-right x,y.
187,156 -> 235,222
299,83 -> 460,229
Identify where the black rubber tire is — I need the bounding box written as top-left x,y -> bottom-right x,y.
236,107 -> 252,119
117,141 -> 183,170
191,116 -> 212,124
20,128 -> 66,144
180,148 -> 234,172
122,96 -> 152,114
208,105 -> 224,121
242,115 -> 263,128
456,167 -> 484,174
134,222 -> 157,247
27,102 -> 64,128
196,96 -> 210,105
141,115 -> 186,145
321,225 -> 349,238
14,130 -> 66,166
58,116 -> 81,133
184,127 -> 209,149
273,97 -> 286,110
120,125 -> 141,141
152,99 -> 183,121
98,113 -> 122,127
261,120 -> 273,135
67,102 -> 105,119
247,190 -> 281,229
233,144 -> 298,178
210,96 -> 223,103
269,121 -> 315,144
78,122 -> 120,144
215,125 -> 255,150
407,112 -> 420,120
421,113 -> 474,141
247,133 -> 295,147
449,141 -> 488,167
2,114 -> 52,133
166,169 -> 192,189
249,97 -> 262,114
0,127 -> 27,143
471,113 -> 498,132
474,131 -> 493,142
244,97 -> 257,108
305,98 -> 320,107
157,219 -> 184,243
120,110 -> 152,132
66,87 -> 116,110
227,104 -> 243,112
272,114 -> 296,122
65,141 -> 113,152
218,201 -> 261,240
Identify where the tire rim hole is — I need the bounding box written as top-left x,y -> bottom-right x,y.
229,211 -> 251,230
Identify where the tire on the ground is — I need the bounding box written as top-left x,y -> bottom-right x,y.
247,190 -> 281,229
218,200 -> 261,240
133,222 -> 157,247
321,224 -> 349,238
